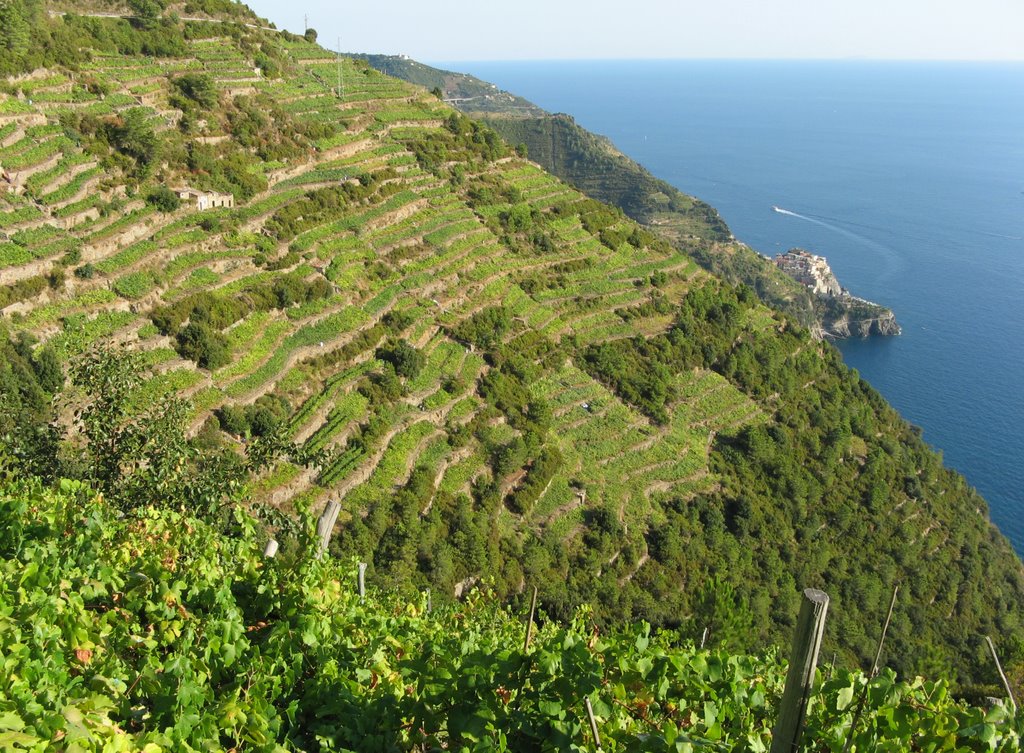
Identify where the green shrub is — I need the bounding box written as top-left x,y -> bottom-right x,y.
375,338 -> 424,379
145,185 -> 181,212
215,394 -> 290,437
216,403 -> 249,435
171,73 -> 218,110
176,321 -> 230,369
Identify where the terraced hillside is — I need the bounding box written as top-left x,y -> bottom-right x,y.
1,5 -> 1022,687
364,55 -> 906,336
0,26 -> 742,548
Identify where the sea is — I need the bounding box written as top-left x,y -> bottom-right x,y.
433,59 -> 1024,553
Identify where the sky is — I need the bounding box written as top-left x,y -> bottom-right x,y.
243,0 -> 1024,62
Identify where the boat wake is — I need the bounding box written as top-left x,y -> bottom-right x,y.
770,204 -> 901,275
771,205 -> 861,237
775,206 -> 1022,245
771,205 -> 800,218
978,230 -> 1024,242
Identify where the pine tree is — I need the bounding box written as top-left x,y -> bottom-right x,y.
0,0 -> 31,72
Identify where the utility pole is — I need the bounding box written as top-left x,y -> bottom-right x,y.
336,37 -> 343,100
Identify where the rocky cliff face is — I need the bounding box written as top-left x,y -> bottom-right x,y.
815,295 -> 901,339
820,307 -> 901,338
771,248 -> 899,339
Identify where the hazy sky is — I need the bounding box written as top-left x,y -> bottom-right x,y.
244,0 -> 1024,61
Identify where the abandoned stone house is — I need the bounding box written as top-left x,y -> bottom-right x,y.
175,187 -> 234,211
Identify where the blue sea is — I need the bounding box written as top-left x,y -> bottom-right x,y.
435,60 -> 1024,552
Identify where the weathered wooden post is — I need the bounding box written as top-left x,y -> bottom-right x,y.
584,696 -> 602,751
986,636 -> 1018,714
315,500 -> 341,558
524,585 -> 539,652
770,588 -> 830,753
358,561 -> 367,603
870,585 -> 899,677
263,539 -> 279,558
843,584 -> 899,753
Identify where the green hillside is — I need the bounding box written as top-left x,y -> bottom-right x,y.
359,57 -> 731,243
362,56 -> 904,336
0,0 -> 1021,704
361,53 -> 544,116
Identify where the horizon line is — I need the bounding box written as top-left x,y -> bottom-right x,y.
420,56 -> 1024,65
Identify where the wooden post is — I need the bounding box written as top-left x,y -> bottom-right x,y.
870,585 -> 899,677
585,696 -> 602,751
425,587 -> 432,613
524,585 -> 538,652
358,561 -> 366,603
315,500 -> 341,558
263,539 -> 279,558
986,636 -> 1018,713
770,588 -> 829,753
843,584 -> 899,753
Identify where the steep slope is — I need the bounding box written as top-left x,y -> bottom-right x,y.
361,56 -> 732,243
364,55 -> 902,337
362,53 -> 545,116
0,5 -> 1021,687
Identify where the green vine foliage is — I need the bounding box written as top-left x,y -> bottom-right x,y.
0,477 -> 1020,752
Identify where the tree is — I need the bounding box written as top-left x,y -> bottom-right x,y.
32,346 -> 62,394
0,0 -> 31,72
108,108 -> 158,171
303,27 -> 317,43
176,321 -> 230,370
375,339 -> 424,379
60,347 -> 246,515
127,0 -> 163,26
0,329 -> 59,480
686,577 -> 754,652
145,185 -> 181,212
172,73 -> 218,110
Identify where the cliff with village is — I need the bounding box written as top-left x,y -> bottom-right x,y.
774,248 -> 900,338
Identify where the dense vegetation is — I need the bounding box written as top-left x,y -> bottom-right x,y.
0,0 -> 263,77
2,477 -> 1022,752
481,114 -> 730,240
0,1 -> 1022,724
577,284 -> 1024,685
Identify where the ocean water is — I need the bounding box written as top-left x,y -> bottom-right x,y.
436,60 -> 1024,552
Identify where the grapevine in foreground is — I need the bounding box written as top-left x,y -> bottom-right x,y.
0,477 -> 1018,752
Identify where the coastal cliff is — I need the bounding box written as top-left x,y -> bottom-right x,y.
815,299 -> 901,338
775,249 -> 900,338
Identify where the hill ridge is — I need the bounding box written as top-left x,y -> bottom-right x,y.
361,54 -> 899,337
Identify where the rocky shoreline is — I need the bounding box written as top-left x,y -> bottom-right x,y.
774,249 -> 900,339
815,295 -> 902,339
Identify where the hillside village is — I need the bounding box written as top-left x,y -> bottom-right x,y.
774,248 -> 842,297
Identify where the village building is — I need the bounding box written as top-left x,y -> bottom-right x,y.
774,249 -> 842,297
174,187 -> 235,211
